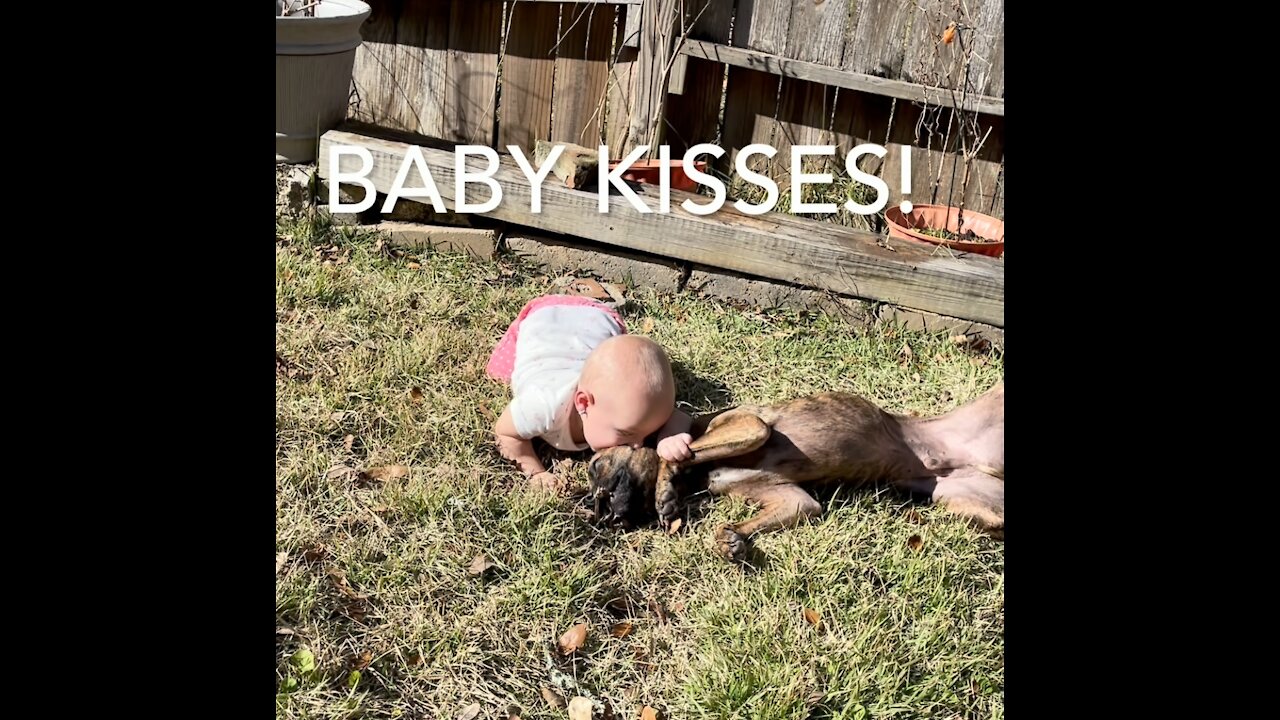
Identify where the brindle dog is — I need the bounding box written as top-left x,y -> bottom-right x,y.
588,380 -> 1003,561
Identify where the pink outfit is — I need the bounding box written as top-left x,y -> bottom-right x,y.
486,294 -> 627,383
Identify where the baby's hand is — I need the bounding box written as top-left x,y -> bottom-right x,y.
657,433 -> 693,463
529,471 -> 565,494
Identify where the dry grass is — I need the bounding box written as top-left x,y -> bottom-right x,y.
276,206 -> 1004,720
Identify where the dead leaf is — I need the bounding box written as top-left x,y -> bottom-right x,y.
407,262 -> 422,270
541,687 -> 566,709
407,651 -> 423,667
908,534 -> 924,551
409,387 -> 424,403
568,697 -> 594,720
803,608 -> 821,628
369,503 -> 391,514
559,275 -> 611,301
352,650 -> 373,670
558,622 -> 588,654
283,269 -> 295,281
363,465 -> 410,482
343,434 -> 355,452
641,707 -> 662,720
276,551 -> 289,574
906,508 -> 924,525
507,705 -> 523,720
276,626 -> 299,636
478,403 -> 496,423
641,317 -> 655,334
648,599 -> 669,624
599,281 -> 628,306
610,621 -> 634,639
360,339 -> 380,351
328,569 -> 369,600
342,602 -> 368,623
671,600 -> 686,614
456,703 -> 481,720
899,342 -> 914,361
667,518 -> 683,535
330,411 -> 348,423
942,22 -> 957,44
468,554 -> 497,576
303,544 -> 328,562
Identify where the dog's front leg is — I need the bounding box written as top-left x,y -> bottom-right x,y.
655,462 -> 681,530
688,411 -> 770,463
716,482 -> 822,562
655,411 -> 771,529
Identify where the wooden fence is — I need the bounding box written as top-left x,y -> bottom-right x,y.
349,0 -> 1004,220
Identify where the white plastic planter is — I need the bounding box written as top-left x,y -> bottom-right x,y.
275,1 -> 372,163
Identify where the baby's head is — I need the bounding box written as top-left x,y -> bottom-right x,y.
573,335 -> 675,451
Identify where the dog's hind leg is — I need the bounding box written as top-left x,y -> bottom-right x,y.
929,467 -> 1004,540
714,482 -> 822,562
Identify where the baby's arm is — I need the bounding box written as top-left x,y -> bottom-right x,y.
655,408 -> 694,463
493,405 -> 548,477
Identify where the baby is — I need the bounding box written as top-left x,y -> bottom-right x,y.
487,294 -> 693,492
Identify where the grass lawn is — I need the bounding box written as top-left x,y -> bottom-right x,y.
275,206 -> 1005,720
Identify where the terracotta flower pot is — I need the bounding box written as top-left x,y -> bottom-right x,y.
884,203 -> 1004,258
607,158 -> 708,192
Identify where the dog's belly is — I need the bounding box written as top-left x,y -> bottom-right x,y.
706,467 -> 773,494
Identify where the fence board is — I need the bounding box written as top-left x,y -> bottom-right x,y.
498,2 -> 560,150
445,0 -> 503,146
842,0 -> 914,80
902,0 -> 957,87
977,13 -> 998,96
769,0 -> 847,181
732,0 -> 794,55
964,0 -> 1003,98
551,2 -> 616,146
828,86 -> 879,162
771,79 -> 836,183
663,0 -> 735,153
349,0 -> 400,129
720,67 -> 782,174
607,5 -> 639,153
785,0 -> 850,65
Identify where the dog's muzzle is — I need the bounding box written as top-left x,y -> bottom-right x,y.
587,447 -> 655,528
590,486 -> 630,528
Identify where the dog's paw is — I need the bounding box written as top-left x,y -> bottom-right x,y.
715,525 -> 747,562
655,477 -> 680,530
656,495 -> 679,531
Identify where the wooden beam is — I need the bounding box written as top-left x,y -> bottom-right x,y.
680,39 -> 1005,117
317,128 -> 1004,327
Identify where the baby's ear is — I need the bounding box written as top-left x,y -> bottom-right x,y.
572,389 -> 592,414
